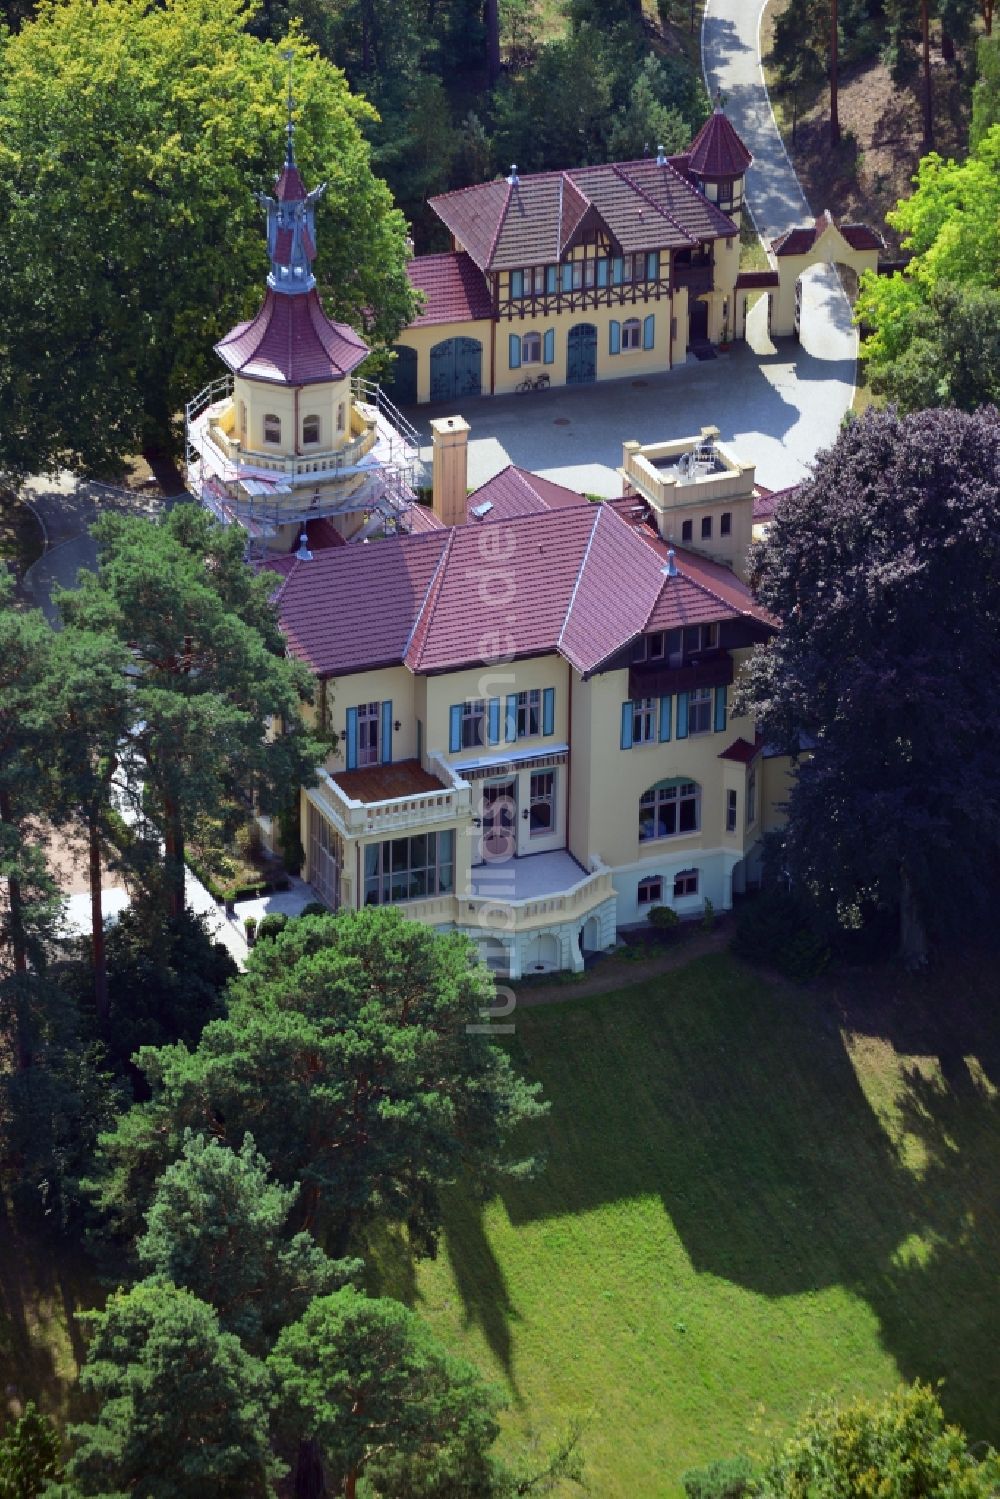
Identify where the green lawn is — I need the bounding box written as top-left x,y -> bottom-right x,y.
384,953 -> 1000,1496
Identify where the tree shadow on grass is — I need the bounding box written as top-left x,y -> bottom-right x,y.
449,952 -> 1000,1444
0,1195 -> 103,1423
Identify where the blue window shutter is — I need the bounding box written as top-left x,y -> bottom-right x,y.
543,328 -> 555,365
346,706 -> 359,770
508,334 -> 521,370
612,256 -> 624,285
449,704 -> 462,753
511,270 -> 523,300
714,685 -> 727,733
676,692 -> 689,739
561,262 -> 573,292
505,694 -> 518,743
609,320 -> 621,355
596,257 -> 609,288
643,313 -> 655,350
620,701 -> 633,750
487,697 -> 501,745
381,700 -> 393,764
546,264 -> 557,294
646,250 -> 659,280
542,687 -> 555,736
658,695 -> 672,743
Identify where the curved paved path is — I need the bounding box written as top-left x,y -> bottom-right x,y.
702,0 -> 811,243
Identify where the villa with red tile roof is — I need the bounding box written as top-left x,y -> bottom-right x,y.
260,411 -> 793,978
385,104 -> 755,406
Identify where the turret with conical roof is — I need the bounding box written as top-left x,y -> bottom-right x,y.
185,61 -> 422,556
685,96 -> 752,221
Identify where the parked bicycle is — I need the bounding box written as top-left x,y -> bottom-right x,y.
514,372 -> 551,393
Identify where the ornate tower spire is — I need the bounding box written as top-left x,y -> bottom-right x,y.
257,51 -> 327,297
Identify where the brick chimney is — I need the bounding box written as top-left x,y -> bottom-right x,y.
430,416 -> 470,529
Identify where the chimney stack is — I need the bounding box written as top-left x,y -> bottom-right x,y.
430,416 -> 471,529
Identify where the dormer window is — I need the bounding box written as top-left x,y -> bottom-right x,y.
303,415 -> 320,445
263,413 -> 281,445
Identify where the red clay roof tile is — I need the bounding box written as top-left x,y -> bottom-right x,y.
264,495 -> 774,679
406,252 -> 493,325
687,107 -> 753,179
215,288 -> 369,386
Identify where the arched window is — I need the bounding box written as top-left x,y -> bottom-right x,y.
238,400 -> 247,444
639,779 -> 700,842
622,317 -> 642,350
263,413 -> 281,444
302,415 -> 320,445
521,331 -> 542,365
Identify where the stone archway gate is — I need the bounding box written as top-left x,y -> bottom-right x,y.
768,211 -> 884,337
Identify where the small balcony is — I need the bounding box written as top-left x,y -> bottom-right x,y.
464,851 -> 613,931
673,261 -> 713,294
629,652 -> 735,699
312,755 -> 472,838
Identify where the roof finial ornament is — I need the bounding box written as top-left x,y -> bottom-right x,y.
282,47 -> 296,168
713,86 -> 725,113
662,547 -> 678,578
656,143 -> 667,166
507,163 -> 519,185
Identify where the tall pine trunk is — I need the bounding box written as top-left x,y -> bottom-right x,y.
899,864 -> 929,971
293,1439 -> 327,1499
0,788 -> 31,1070
830,0 -> 841,146
485,0 -> 501,83
88,808 -> 108,1025
162,794 -> 185,921
921,0 -> 933,149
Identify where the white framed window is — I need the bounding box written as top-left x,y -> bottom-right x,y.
639,780 -> 700,841
701,515 -> 713,539
263,413 -> 281,444
337,403 -> 346,433
461,699 -> 485,750
688,687 -> 713,735
648,631 -> 666,661
357,701 -> 380,767
622,317 -> 642,350
238,400 -> 247,444
747,766 -> 757,828
516,689 -> 541,738
529,771 -> 556,836
726,788 -> 737,833
571,260 -> 584,290
583,259 -> 596,289
521,331 -> 542,365
673,868 -> 699,898
638,876 -> 662,905
303,414 -> 320,445
681,519 -> 693,542
721,511 -> 732,537
632,697 -> 657,745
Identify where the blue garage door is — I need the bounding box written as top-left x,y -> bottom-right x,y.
567,323 -> 597,385
384,345 -> 418,407
430,337 -> 482,402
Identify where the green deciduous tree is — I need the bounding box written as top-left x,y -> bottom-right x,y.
735,406 -> 1000,966
0,0 -> 416,474
857,125 -> 1000,404
752,1382 -> 1000,1496
60,504 -> 324,920
865,281 -> 1000,412
268,1287 -> 503,1499
93,908 -> 546,1250
971,34 -> 1000,143
136,1131 -> 356,1355
63,1280 -> 279,1498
